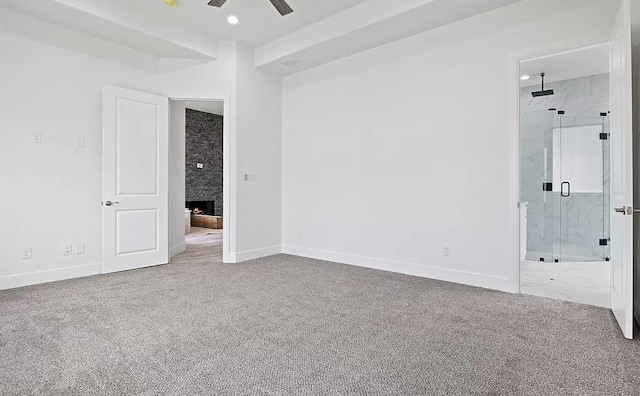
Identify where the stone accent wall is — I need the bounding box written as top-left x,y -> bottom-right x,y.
185,109 -> 223,216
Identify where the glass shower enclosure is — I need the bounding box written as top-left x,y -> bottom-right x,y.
521,110 -> 610,263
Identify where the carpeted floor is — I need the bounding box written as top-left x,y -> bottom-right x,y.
1,253 -> 639,395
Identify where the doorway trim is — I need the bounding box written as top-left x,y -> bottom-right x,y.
508,35 -> 611,293
170,95 -> 233,263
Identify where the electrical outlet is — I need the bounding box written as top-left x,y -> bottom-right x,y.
76,243 -> 85,255
443,245 -> 452,257
77,137 -> 86,148
33,133 -> 43,144
21,248 -> 32,260
197,163 -> 204,169
63,244 -> 72,256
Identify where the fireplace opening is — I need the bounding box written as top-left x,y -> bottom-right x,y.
186,201 -> 215,216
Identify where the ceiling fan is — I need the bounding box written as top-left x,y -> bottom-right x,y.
207,0 -> 293,16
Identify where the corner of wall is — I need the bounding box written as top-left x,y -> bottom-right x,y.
232,41 -> 284,254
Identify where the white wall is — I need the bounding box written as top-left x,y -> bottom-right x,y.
0,32 -> 160,288
233,44 -> 283,260
169,100 -> 187,257
0,25 -> 282,288
281,0 -> 619,292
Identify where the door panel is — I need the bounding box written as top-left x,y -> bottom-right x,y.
116,99 -> 159,195
609,0 -> 634,339
116,210 -> 159,255
103,86 -> 169,274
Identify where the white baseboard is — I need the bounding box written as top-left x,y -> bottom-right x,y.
169,242 -> 187,258
282,245 -> 512,292
0,263 -> 102,290
230,245 -> 282,263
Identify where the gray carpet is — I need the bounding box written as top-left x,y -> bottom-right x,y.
1,254 -> 639,395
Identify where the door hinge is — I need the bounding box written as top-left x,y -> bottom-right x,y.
599,239 -> 608,246
543,182 -> 553,192
600,133 -> 608,140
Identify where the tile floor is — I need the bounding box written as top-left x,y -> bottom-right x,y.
520,260 -> 610,307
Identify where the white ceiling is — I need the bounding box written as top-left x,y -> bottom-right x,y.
0,0 -> 218,59
0,0 -> 532,75
257,0 -> 525,75
186,101 -> 224,115
520,44 -> 609,87
129,0 -> 371,47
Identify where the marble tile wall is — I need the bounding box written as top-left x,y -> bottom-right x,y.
185,109 -> 223,216
520,74 -> 609,261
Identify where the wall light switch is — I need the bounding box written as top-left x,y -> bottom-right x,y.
197,163 -> 204,169
443,245 -> 452,257
63,244 -> 72,256
33,133 -> 43,144
77,243 -> 85,255
21,248 -> 32,260
77,137 -> 86,148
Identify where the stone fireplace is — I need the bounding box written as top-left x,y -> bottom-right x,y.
186,200 -> 221,229
186,200 -> 215,216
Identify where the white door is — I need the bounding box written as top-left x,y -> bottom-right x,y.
609,0 -> 634,339
102,86 -> 169,273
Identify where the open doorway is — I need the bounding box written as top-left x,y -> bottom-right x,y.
184,101 -> 224,258
169,98 -> 227,264
511,1 -> 633,339
518,44 -> 611,307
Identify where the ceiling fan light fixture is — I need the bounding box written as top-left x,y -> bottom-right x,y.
208,0 -> 293,16
227,15 -> 239,25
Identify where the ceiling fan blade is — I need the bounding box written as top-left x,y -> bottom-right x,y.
268,0 -> 293,15
207,0 -> 227,7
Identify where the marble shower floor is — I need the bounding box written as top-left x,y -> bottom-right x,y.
520,260 -> 610,307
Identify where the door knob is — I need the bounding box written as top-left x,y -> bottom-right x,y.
102,200 -> 119,206
614,206 -> 636,215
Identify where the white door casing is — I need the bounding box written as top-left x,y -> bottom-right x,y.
102,86 -> 169,273
609,0 -> 634,340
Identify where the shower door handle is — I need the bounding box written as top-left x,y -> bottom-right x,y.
560,182 -> 570,197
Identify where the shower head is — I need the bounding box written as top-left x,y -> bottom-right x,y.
532,89 -> 554,97
531,73 -> 554,97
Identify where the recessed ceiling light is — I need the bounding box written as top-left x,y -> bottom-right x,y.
520,75 -> 530,81
227,15 -> 239,25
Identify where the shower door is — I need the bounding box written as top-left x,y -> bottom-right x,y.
520,109 -> 555,262
551,114 -> 609,262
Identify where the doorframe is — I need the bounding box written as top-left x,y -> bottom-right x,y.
507,35 -> 611,293
169,95 -> 234,263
